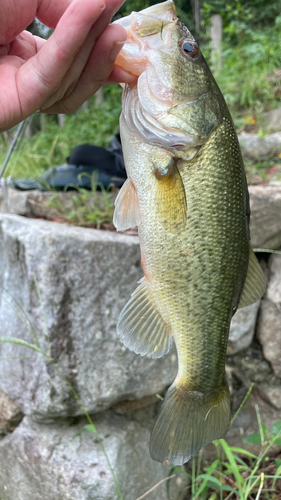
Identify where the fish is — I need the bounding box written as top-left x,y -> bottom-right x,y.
113,0 -> 265,466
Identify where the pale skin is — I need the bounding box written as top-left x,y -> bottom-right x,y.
0,0 -> 136,132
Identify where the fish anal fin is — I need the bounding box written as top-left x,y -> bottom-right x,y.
150,380 -> 230,466
113,177 -> 141,232
117,277 -> 173,358
238,247 -> 265,309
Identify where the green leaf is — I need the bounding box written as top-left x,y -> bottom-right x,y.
275,458 -> 281,468
195,460 -> 219,496
0,337 -> 45,355
83,424 -> 97,434
244,433 -> 262,445
168,465 -> 191,479
73,424 -> 97,439
195,474 -> 222,488
273,465 -> 281,488
261,423 -> 269,436
271,421 -> 281,435
204,459 -> 219,475
219,439 -> 243,490
222,462 -> 248,476
196,474 -> 238,494
220,485 -> 239,493
273,437 -> 281,446
72,196 -> 80,203
208,494 -> 217,500
228,447 -> 257,459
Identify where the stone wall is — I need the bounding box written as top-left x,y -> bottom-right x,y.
0,184 -> 281,499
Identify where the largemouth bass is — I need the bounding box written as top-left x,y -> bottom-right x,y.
113,0 -> 265,466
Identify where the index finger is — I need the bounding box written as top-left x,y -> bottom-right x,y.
16,0 -> 106,118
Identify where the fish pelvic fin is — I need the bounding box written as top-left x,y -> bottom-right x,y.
113,177 -> 141,232
117,277 -> 173,358
150,380 -> 231,466
238,247 -> 265,309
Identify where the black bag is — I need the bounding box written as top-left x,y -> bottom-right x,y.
9,133 -> 126,191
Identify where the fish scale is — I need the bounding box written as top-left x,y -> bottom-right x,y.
113,0 -> 265,465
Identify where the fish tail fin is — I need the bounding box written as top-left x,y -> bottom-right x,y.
150,379 -> 230,466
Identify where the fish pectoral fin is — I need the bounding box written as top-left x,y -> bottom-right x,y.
113,177 -> 141,232
154,157 -> 187,233
117,277 -> 173,358
150,380 -> 230,466
238,247 -> 266,309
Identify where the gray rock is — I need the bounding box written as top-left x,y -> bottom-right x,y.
229,391 -> 281,446
257,254 -> 281,377
238,132 -> 281,160
0,387 -> 23,434
0,188 -> 117,221
227,301 -> 260,355
257,300 -> 281,378
249,185 -> 281,249
2,186 -> 281,250
0,412 -> 187,500
263,107 -> 281,133
0,187 -> 59,217
258,385 -> 281,409
0,214 -> 177,420
266,254 -> 281,303
0,186 -> 32,215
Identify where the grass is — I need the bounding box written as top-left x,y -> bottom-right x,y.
0,85 -> 123,180
0,21 -> 280,185
245,157 -> 281,185
170,400 -> 281,500
46,172 -> 115,229
210,15 -> 281,130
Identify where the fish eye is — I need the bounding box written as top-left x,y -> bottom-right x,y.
180,40 -> 199,59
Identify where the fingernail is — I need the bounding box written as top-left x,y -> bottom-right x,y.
100,3 -> 106,12
109,40 -> 126,62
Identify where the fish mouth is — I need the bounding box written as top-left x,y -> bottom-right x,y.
114,2 -> 218,150
113,1 -> 179,77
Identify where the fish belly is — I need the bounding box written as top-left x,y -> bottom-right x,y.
120,115 -> 249,465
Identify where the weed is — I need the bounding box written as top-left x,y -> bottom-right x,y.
210,18 -> 281,128
46,172 -> 115,229
245,158 -> 281,184
172,400 -> 281,499
0,85 -> 123,180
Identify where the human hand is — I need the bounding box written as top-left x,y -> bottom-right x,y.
0,0 -> 135,132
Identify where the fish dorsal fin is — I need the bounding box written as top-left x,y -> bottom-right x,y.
117,277 -> 173,358
238,247 -> 265,309
113,177 -> 141,232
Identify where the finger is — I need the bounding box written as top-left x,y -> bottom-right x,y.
40,1 -> 127,110
41,24 -> 127,114
16,0 -> 106,118
37,0 -> 126,29
87,0 -> 126,36
9,31 -> 37,60
1,0 -> 37,45
108,65 -> 138,85
37,0 -> 73,29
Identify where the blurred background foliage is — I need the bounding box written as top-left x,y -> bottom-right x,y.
1,0 -> 281,179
